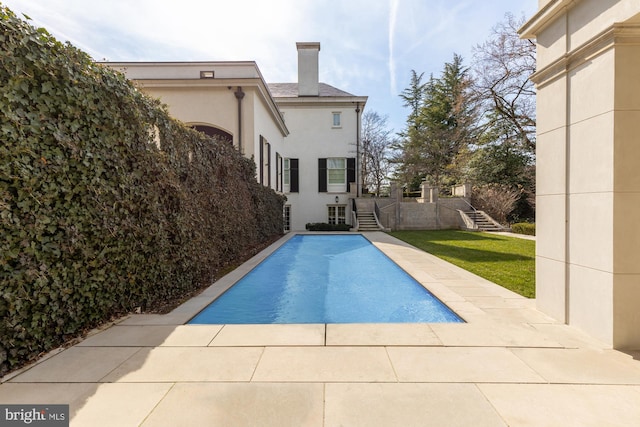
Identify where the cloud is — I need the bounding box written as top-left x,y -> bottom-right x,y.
401,1 -> 470,57
388,0 -> 400,95
3,0 -> 313,79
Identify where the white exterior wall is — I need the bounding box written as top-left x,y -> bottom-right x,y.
135,84 -> 285,183
521,0 -> 640,348
250,92 -> 287,190
105,62 -> 288,184
279,103 -> 361,231
135,85 -> 237,141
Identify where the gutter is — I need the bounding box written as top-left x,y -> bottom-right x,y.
234,86 -> 245,153
355,102 -> 361,197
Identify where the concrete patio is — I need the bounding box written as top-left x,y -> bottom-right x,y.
2,231 -> 640,426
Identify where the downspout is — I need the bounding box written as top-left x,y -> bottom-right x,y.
234,86 -> 245,153
355,102 -> 361,197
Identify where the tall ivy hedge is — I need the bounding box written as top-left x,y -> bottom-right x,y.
0,7 -> 285,375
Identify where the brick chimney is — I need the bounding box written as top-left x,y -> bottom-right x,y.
296,42 -> 320,96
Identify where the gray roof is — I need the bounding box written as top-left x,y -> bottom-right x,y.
268,82 -> 356,98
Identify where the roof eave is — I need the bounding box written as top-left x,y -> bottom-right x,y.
274,95 -> 368,106
518,0 -> 582,38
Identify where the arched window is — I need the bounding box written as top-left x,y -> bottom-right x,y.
191,125 -> 232,143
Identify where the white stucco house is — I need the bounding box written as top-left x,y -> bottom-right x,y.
106,42 -> 367,231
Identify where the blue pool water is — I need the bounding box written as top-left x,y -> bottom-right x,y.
189,234 -> 463,324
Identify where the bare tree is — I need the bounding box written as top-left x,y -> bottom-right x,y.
472,13 -> 536,152
471,184 -> 522,225
361,111 -> 393,196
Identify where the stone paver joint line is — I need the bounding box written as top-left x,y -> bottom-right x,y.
249,347 -> 267,383
384,347 -> 401,383
139,382 -> 177,425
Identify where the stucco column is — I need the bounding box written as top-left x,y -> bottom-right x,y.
609,27 -> 640,348
521,1 -> 640,349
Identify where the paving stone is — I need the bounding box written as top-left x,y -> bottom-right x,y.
252,347 -> 396,382
9,347 -> 140,383
101,347 -> 263,382
210,324 -> 325,346
159,325 -> 223,346
479,384 -> 640,427
72,383 -> 173,426
326,383 -> 507,427
326,323 -> 441,346
77,325 -> 178,347
511,348 -> 640,384
140,383 -> 323,427
387,346 -> 545,383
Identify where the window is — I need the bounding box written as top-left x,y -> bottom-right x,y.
283,158 -> 298,193
332,112 -> 341,128
328,206 -> 346,225
259,136 -> 271,187
327,158 -> 346,186
318,158 -> 355,193
283,205 -> 291,232
191,125 -> 232,143
276,153 -> 283,191
283,158 -> 290,191
265,142 -> 271,187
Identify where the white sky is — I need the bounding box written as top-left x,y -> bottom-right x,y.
3,0 -> 537,133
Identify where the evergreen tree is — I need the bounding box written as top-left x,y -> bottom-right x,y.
396,54 -> 478,188
399,70 -> 427,125
392,70 -> 428,190
468,111 -> 533,188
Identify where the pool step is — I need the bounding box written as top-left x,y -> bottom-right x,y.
357,211 -> 383,231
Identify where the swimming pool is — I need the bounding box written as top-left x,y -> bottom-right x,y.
189,234 -> 463,324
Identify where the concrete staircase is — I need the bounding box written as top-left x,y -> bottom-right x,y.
357,211 -> 383,231
463,211 -> 504,232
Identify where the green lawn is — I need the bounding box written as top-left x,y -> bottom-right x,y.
389,230 -> 535,298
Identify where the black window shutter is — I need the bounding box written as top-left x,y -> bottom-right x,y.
347,157 -> 356,192
259,136 -> 264,185
290,158 -> 299,193
277,154 -> 282,191
318,158 -> 327,192
267,143 -> 271,187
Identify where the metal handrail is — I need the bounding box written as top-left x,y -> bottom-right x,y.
351,198 -> 358,230
372,201 -> 385,230
460,198 -> 477,213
